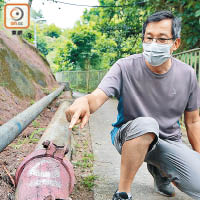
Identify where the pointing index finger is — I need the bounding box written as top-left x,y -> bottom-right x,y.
69,110 -> 81,129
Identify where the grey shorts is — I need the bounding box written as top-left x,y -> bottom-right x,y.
113,117 -> 200,199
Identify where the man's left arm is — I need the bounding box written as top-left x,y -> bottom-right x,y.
184,109 -> 200,153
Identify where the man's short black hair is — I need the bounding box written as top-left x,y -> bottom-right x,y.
142,10 -> 181,39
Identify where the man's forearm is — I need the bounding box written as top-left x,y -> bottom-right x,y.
75,90 -> 108,114
186,120 -> 200,153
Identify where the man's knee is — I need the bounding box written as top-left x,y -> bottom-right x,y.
128,117 -> 159,143
140,132 -> 156,144
134,117 -> 159,133
125,133 -> 156,147
115,117 -> 159,154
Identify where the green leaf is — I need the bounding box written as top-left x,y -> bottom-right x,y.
195,10 -> 200,17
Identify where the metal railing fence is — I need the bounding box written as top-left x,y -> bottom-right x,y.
174,48 -> 200,128
55,69 -> 108,92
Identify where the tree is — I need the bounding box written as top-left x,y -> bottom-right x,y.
43,24 -> 62,38
23,23 -> 35,43
146,0 -> 200,50
22,23 -> 49,56
37,37 -> 49,56
54,24 -> 101,71
81,0 -> 150,63
83,0 -> 200,54
0,0 -> 5,23
26,0 -> 200,72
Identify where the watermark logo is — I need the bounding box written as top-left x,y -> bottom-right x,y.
10,7 -> 24,21
4,4 -> 30,29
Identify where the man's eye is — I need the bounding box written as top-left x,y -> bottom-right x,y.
147,37 -> 153,40
159,38 -> 167,41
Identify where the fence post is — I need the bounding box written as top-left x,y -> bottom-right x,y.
76,71 -> 78,89
86,70 -> 89,93
98,71 -> 100,83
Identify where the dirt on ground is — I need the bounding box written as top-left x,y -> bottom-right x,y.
0,92 -> 94,200
0,86 -> 29,125
70,123 -> 94,200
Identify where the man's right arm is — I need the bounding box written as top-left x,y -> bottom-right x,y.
66,88 -> 109,129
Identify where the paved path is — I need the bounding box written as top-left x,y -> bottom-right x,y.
89,99 -> 192,200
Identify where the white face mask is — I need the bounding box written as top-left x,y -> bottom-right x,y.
143,42 -> 173,66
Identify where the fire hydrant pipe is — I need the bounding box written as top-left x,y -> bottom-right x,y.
0,84 -> 66,153
15,100 -> 75,200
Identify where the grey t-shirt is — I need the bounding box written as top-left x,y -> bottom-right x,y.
98,53 -> 200,143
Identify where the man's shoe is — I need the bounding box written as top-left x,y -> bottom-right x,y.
147,164 -> 175,197
112,191 -> 132,200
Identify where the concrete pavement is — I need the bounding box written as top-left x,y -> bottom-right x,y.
89,98 -> 192,200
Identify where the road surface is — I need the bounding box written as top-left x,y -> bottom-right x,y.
89,98 -> 192,200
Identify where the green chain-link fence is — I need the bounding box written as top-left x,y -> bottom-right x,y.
174,48 -> 200,83
55,69 -> 108,93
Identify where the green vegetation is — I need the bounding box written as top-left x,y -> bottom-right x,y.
30,100 -> 36,105
0,0 -> 5,27
22,2 -> 199,73
74,153 -> 94,168
41,87 -> 51,95
29,128 -> 45,141
147,0 -> 200,50
11,127 -> 45,149
0,82 -> 8,86
72,124 -> 79,131
81,174 -> 98,190
72,126 -> 97,191
32,120 -> 40,128
0,33 -> 47,98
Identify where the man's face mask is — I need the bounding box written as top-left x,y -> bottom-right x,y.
143,42 -> 173,67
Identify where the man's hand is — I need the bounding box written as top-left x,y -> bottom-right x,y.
66,88 -> 109,130
66,97 -> 90,129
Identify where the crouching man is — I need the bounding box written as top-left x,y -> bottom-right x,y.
66,11 -> 200,200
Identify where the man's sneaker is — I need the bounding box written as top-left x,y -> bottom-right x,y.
112,191 -> 132,200
147,164 -> 175,197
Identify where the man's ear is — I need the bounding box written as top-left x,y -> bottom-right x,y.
172,38 -> 181,51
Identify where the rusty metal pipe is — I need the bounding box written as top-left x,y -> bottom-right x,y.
0,84 -> 65,153
15,101 -> 75,200
15,141 -> 75,200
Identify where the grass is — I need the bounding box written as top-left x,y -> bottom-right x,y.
30,100 -> 35,105
32,120 -> 40,128
72,144 -> 97,190
72,125 -> 98,192
83,140 -> 88,148
74,143 -> 81,148
72,124 -> 79,131
73,153 -> 94,168
41,87 -> 51,95
81,175 -> 98,191
11,127 -> 46,149
29,128 -> 45,140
